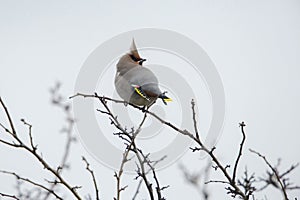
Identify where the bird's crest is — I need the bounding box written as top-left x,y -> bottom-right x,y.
130,38 -> 142,61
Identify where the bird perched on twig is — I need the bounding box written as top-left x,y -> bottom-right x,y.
115,39 -> 172,107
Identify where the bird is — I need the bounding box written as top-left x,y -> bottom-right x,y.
114,39 -> 172,107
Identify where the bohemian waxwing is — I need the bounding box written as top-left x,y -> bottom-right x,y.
114,39 -> 172,107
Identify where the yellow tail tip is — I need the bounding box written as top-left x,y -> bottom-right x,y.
163,98 -> 172,102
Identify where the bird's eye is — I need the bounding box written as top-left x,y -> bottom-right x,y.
130,54 -> 139,62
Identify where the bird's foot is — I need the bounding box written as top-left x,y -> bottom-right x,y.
141,106 -> 146,112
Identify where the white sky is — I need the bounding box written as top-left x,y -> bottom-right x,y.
0,0 -> 300,199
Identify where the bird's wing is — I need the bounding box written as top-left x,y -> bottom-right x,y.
131,85 -> 151,101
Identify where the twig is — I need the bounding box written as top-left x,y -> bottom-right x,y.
0,170 -> 63,200
0,95 -> 82,200
82,157 -> 100,200
132,155 -> 167,200
92,94 -> 166,200
70,93 -> 247,199
69,93 -> 195,139
191,99 -> 201,144
0,192 -> 20,200
205,180 -> 230,185
102,99 -> 154,200
20,119 -> 36,152
132,179 -> 143,200
0,97 -> 17,136
137,149 -> 168,200
249,149 -> 288,200
232,122 -> 246,183
131,142 -> 154,200
280,163 -> 299,179
114,145 -> 132,200
44,83 -> 77,200
179,161 -> 211,199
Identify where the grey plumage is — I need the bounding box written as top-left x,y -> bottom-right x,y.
114,39 -> 172,106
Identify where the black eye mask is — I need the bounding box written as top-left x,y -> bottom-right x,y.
130,55 -> 146,65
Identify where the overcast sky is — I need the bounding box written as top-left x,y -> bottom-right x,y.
0,0 -> 300,199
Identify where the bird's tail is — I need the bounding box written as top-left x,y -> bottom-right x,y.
159,94 -> 172,105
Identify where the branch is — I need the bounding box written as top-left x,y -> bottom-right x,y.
99,99 -> 155,200
91,94 -> 166,200
132,155 -> 167,200
0,170 -> 63,200
70,93 -> 247,199
232,122 -> 246,183
131,142 -> 154,200
0,97 -> 17,136
191,99 -> 201,144
1,91 -> 82,199
0,192 -> 20,200
179,161 -> 211,200
20,119 -> 36,152
110,109 -> 148,200
44,83 -> 78,199
205,180 -> 230,185
132,179 -> 143,200
280,163 -> 299,179
69,93 -> 195,139
249,149 -> 288,200
137,149 -> 168,200
114,144 -> 132,200
82,157 -> 100,200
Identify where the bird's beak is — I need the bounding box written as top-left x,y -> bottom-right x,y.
138,58 -> 147,65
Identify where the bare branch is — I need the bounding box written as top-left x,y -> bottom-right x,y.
0,170 -> 63,200
20,119 -> 36,152
132,179 -> 143,200
70,93 -> 248,199
249,149 -> 288,200
114,145 -> 132,200
0,89 -> 82,200
82,157 -> 100,200
0,192 -> 20,200
232,122 -> 246,183
138,149 -> 168,200
191,99 -> 201,144
44,83 -> 78,199
205,180 -> 230,185
0,97 -> 17,136
70,93 -> 195,139
280,163 -> 299,179
131,142 -> 154,200
179,161 -> 211,200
